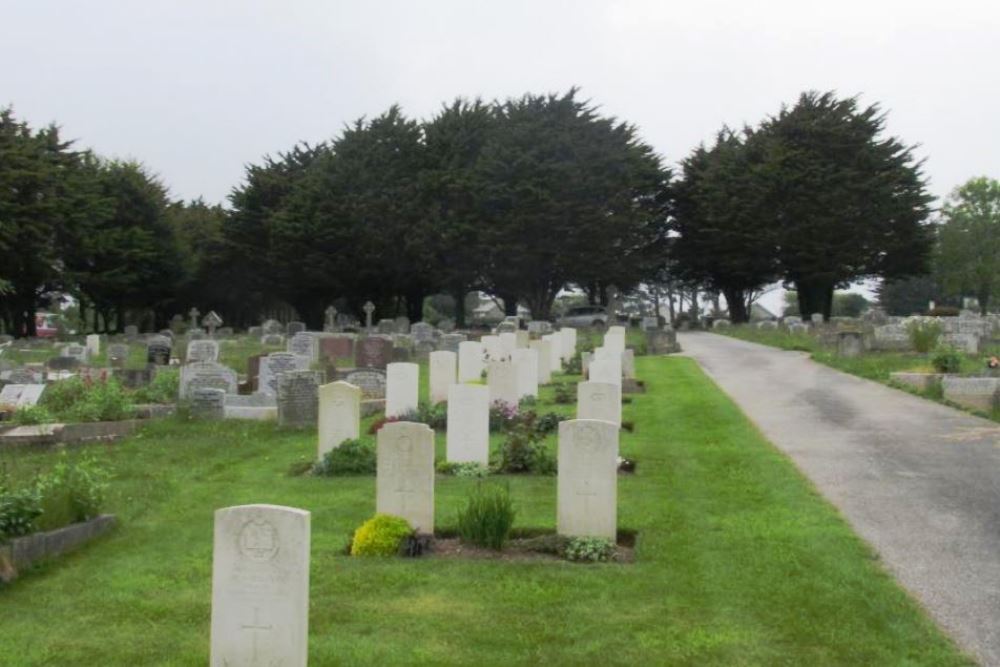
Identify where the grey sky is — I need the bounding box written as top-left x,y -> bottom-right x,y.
3,0 -> 998,210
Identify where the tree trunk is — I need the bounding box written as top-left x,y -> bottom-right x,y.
795,277 -> 835,321
978,286 -> 990,316
584,283 -> 598,305
405,288 -> 425,323
451,288 -> 467,328
722,287 -> 750,323
498,293 -> 518,317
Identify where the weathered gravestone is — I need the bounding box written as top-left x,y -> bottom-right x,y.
277,371 -> 322,428
61,344 -> 88,364
529,339 -> 553,384
179,362 -> 237,400
487,360 -> 519,409
577,381 -> 621,426
123,324 -> 139,339
85,334 -> 101,359
286,321 -> 306,336
446,384 -> 489,464
320,335 -> 354,361
187,339 -> 220,363
7,367 -> 43,384
261,333 -> 285,347
191,387 -> 226,420
258,353 -> 309,397
46,356 -> 81,372
837,331 -> 864,358
394,316 -> 411,334
457,341 -> 484,383
428,351 -> 456,405
386,362 -> 419,418
411,322 -> 434,342
210,504 -> 310,667
512,348 -> 539,399
343,369 -> 386,400
0,384 -> 46,408
287,332 -> 318,362
317,381 -> 361,457
376,421 -> 435,532
527,320 -> 553,336
107,344 -> 130,368
645,328 -> 679,355
355,337 -> 392,370
261,319 -> 283,335
147,339 -> 172,365
377,319 -> 397,335
557,419 -> 619,539
941,377 -> 1000,413
437,333 -> 466,354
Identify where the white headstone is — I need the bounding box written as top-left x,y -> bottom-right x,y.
210,504 -> 310,667
542,333 -> 563,373
318,381 -> 361,457
376,421 -> 435,532
621,349 -> 635,379
529,339 -> 553,385
576,381 -> 621,426
589,356 -> 622,387
481,335 -> 505,362
498,332 -> 518,357
603,330 -> 626,354
85,334 -> 101,359
385,362 -> 419,418
446,384 -> 490,464
487,360 -> 519,409
186,339 -> 220,363
458,341 -> 484,383
428,351 -> 457,404
557,419 -> 618,539
512,348 -> 539,399
559,327 -> 577,361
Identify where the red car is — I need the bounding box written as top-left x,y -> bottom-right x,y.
34,313 -> 60,338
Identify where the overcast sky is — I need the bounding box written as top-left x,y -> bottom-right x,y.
4,0 -> 998,209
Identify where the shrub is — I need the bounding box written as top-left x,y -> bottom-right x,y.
11,405 -> 54,425
489,401 -> 518,432
456,484 -> 516,550
553,383 -> 573,405
535,412 -> 564,435
932,347 -> 963,374
34,454 -> 109,531
563,536 -> 616,562
497,415 -> 556,475
41,376 -> 88,414
368,415 -> 402,435
0,485 -> 42,544
436,461 -> 490,478
926,306 -> 960,317
131,369 -> 179,404
398,403 -> 447,429
518,395 -> 538,409
564,354 -> 582,375
350,514 -> 413,557
906,319 -> 943,354
312,439 -> 376,476
42,376 -> 134,422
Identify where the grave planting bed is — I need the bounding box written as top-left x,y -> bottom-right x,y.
0,356 -> 970,665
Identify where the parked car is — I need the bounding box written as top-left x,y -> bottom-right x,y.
34,313 -> 61,338
557,306 -> 610,328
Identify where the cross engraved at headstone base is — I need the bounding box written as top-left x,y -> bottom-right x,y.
391,435 -> 424,510
225,607 -> 282,667
575,425 -> 602,518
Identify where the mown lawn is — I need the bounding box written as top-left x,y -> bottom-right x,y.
0,356 -> 970,665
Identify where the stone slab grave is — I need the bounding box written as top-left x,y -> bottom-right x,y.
186,339 -> 220,364
179,362 -> 238,401
457,341 -> 484,383
512,348 -> 539,399
223,393 -> 278,421
428,351 -> 456,405
446,384 -> 489,464
376,421 -> 435,532
355,336 -> 393,370
487,360 -> 519,409
890,372 -> 946,393
287,332 -> 319,362
191,387 -> 226,420
210,504 -> 310,667
557,419 -> 619,539
318,381 -> 360,457
577,381 -> 622,426
0,384 -> 46,408
386,362 -> 419,418
529,339 -> 553,384
343,368 -> 387,400
7,368 -> 43,385
941,377 -> 1000,413
258,352 -> 310,397
277,371 -> 322,428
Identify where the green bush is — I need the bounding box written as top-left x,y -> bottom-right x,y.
436,461 -> 490,478
553,383 -> 573,405
41,376 -> 135,422
0,485 -> 42,544
131,369 -> 179,404
564,354 -> 582,375
11,405 -> 54,425
350,514 -> 413,557
41,376 -> 88,414
497,415 -> 556,475
488,401 -> 518,432
906,320 -> 943,353
456,484 -> 516,550
563,536 -> 616,562
932,347 -> 963,374
34,454 -> 109,531
312,439 -> 376,476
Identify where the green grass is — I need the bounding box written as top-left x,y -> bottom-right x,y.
0,356 -> 970,665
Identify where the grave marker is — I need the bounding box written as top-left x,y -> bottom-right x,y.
557,419 -> 618,539
446,384 -> 489,464
318,381 -> 361,457
386,362 -> 419,418
277,371 -> 322,428
376,422 -> 435,532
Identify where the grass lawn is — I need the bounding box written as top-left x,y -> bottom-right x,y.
0,356 -> 970,665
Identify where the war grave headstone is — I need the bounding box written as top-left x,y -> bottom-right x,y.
499,332 -> 518,358
210,504 -> 310,667
542,333 -> 563,372
481,335 -> 505,362
428,351 -> 457,405
277,371 -> 322,428
512,348 -> 539,399
529,339 -> 553,384
621,349 -> 636,380
487,360 -> 519,408
576,381 -> 621,426
559,327 -> 577,360
376,422 -> 435,532
458,341 -> 484,382
318,381 -> 361,457
557,419 -> 619,539
589,356 -> 622,387
386,362 -> 419,418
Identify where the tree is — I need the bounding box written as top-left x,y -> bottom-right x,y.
876,275 -> 951,316
670,129 -> 779,322
936,177 -> 1000,315
756,92 -> 934,320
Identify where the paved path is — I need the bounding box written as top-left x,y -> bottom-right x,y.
681,332 -> 1000,665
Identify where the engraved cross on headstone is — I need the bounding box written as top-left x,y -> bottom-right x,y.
189,307 -> 200,330
240,606 -> 272,664
363,302 -> 375,331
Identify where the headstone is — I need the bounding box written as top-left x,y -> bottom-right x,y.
188,307 -> 200,330
107,344 -> 130,368
376,421 -> 435,532
187,339 -> 220,363
413,340 -> 436,361
386,362 -> 419,418
147,339 -> 172,366
202,311 -> 223,336
559,327 -> 578,360
512,348 -> 539,399
46,356 -> 81,371
191,387 -> 226,420
411,322 -> 434,342
603,330 -> 626,355
324,306 -> 338,333
318,381 -> 361,457
286,321 -> 306,336
810,313 -> 824,325
428,351 -> 457,404
941,377 -> 1000,413
343,369 -> 387,399
61,343 -> 88,364
0,384 -> 46,408
85,334 -> 101,359
261,319 -> 283,335
363,301 -> 376,330
480,335 -> 505,362
645,329 -> 678,355
287,332 -> 319,362
179,361 -> 238,400
557,419 -> 619,539
261,333 -> 285,347
437,318 -> 455,333
248,326 -> 263,338
210,504 -> 310,667
394,316 -> 410,334
515,330 -> 530,349
124,324 -> 139,339
542,333 -> 563,372
837,331 -> 864,358
446,384 -> 490,464
188,329 -> 207,341
320,335 -> 354,361
458,341 -> 485,382
277,371 -> 322,428
355,337 -> 392,370
529,339 -> 553,384
528,320 -> 553,336
377,319 -> 396,335
258,353 -> 309,397
589,357 -> 622,387
437,333 -> 466,354
499,332 -> 518,357
487,360 -> 519,409
576,381 -> 621,426
621,349 -> 635,379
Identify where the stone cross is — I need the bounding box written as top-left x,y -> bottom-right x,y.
202,310 -> 223,336
189,307 -> 200,330
363,301 -> 375,331
324,306 -> 338,332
